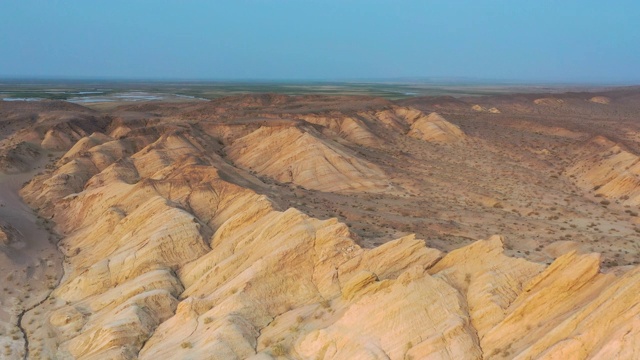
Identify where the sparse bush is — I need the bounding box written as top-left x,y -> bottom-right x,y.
181,342 -> 192,349
272,343 -> 287,356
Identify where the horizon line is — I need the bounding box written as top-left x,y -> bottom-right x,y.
1,76 -> 639,87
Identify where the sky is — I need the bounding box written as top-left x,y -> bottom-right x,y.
1,1 -> 639,84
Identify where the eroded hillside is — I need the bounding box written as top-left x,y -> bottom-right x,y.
1,90 -> 640,359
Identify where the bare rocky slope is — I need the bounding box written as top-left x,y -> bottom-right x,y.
1,91 -> 640,359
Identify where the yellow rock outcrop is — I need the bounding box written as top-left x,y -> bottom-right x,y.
6,98 -> 640,360
226,125 -> 388,192
589,96 -> 611,104
407,112 -> 466,143
567,136 -> 640,205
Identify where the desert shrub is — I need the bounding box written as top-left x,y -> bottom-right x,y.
272,343 -> 287,356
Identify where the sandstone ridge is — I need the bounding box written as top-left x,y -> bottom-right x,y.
13,122 -> 640,359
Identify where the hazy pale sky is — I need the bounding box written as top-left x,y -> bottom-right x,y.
1,1 -> 639,83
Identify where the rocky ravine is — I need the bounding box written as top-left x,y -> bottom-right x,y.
1,96 -> 640,359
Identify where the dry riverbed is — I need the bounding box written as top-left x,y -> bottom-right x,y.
0,155 -> 63,359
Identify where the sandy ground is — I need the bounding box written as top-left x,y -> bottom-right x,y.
0,154 -> 63,358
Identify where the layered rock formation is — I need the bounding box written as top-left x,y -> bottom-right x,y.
14,121 -> 640,359
407,112 -> 466,143
226,125 -> 388,192
534,98 -> 565,106
472,105 -> 501,113
294,114 -> 382,147
589,96 -> 611,105
2,93 -> 640,359
567,136 -> 640,205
